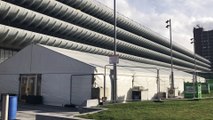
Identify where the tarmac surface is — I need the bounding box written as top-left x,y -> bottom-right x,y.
0,103 -> 98,120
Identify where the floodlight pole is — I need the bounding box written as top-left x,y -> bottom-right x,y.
166,19 -> 174,90
113,0 -> 117,103
157,69 -> 160,101
191,38 -> 196,98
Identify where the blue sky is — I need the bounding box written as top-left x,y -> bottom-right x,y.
96,0 -> 213,52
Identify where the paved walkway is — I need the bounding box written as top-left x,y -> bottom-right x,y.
1,103 -> 97,120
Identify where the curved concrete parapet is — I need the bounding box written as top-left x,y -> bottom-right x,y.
0,24 -> 210,71
3,0 -> 210,68
0,1 -> 211,71
57,0 -> 210,64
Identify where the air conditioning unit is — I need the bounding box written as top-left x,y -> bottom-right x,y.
168,88 -> 175,98
168,88 -> 179,98
132,86 -> 149,101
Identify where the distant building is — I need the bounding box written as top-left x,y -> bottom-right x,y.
194,27 -> 213,70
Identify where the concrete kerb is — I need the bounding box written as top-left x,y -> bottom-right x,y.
35,107 -> 107,120
73,107 -> 107,119
36,114 -> 93,120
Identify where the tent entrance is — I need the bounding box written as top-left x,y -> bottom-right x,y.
19,74 -> 41,102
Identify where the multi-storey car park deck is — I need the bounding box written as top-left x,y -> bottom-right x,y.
0,0 -> 211,106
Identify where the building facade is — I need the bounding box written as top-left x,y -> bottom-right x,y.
194,27 -> 213,70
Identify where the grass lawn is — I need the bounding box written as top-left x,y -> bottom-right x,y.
202,90 -> 213,98
80,99 -> 213,120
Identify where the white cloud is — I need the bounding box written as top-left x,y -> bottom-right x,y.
95,0 -> 213,52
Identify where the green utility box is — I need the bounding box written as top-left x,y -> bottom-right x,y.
201,83 -> 211,94
207,79 -> 213,90
184,82 -> 202,99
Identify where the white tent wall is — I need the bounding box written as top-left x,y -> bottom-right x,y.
93,67 -> 159,101
0,75 -> 19,97
71,75 -> 92,106
41,74 -> 70,106
41,74 -> 93,106
196,77 -> 206,83
94,71 -> 159,101
116,75 -> 133,102
94,66 -> 205,102
94,72 -> 112,100
159,77 -> 168,94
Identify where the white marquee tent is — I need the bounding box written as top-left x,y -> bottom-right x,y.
0,44 -> 204,106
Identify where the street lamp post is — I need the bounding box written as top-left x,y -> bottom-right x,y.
166,19 -> 174,93
190,38 -> 196,98
113,0 -> 117,103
